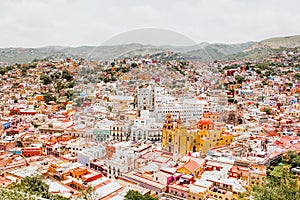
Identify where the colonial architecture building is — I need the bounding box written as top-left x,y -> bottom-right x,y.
162,114 -> 234,156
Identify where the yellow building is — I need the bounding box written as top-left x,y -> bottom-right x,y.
176,158 -> 205,178
162,114 -> 234,156
249,164 -> 266,186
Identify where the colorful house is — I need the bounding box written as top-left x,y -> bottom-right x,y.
176,158 -> 205,178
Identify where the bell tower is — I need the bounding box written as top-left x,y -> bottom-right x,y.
163,113 -> 174,130
162,113 -> 175,152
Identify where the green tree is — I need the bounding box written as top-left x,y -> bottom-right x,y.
263,108 -> 271,115
235,75 -> 245,84
255,69 -> 262,74
9,176 -> 50,198
66,90 -> 74,101
282,150 -> 298,163
0,188 -> 36,200
124,190 -> 158,200
292,155 -> 300,167
8,176 -> 69,200
252,166 -> 300,200
264,70 -> 272,77
62,69 -> 73,81
108,106 -> 113,112
0,68 -> 8,75
66,81 -> 75,88
40,75 -> 52,85
55,80 -> 65,92
21,67 -> 28,76
79,185 -> 99,200
42,92 -> 57,104
295,73 -> 300,80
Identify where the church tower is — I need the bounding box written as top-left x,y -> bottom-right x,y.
162,113 -> 175,152
163,113 -> 174,130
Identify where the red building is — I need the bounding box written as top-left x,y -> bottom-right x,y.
106,145 -> 116,159
22,147 -> 42,157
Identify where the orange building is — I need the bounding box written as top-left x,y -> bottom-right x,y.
47,163 -> 102,190
22,147 -> 42,157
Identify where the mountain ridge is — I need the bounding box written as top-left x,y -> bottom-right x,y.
0,35 -> 299,64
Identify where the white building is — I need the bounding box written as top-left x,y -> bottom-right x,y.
155,98 -> 210,122
106,146 -> 137,179
77,144 -> 106,167
137,85 -> 154,111
130,110 -> 162,142
110,122 -> 131,141
209,90 -> 228,113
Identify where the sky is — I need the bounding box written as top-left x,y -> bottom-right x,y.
0,0 -> 299,47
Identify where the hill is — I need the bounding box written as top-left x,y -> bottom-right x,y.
1,35 -> 300,65
245,35 -> 300,51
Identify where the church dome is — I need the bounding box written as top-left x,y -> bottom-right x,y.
198,118 -> 213,125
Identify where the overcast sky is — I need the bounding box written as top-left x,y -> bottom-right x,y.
0,0 -> 299,47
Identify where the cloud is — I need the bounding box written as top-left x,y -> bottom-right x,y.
0,0 -> 299,47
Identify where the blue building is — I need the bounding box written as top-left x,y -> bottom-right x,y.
93,129 -> 110,142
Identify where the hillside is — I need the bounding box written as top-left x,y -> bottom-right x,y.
1,34 -> 300,65
245,35 -> 300,51
0,43 -> 255,64
182,42 -> 255,61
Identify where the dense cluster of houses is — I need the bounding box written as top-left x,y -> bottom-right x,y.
0,48 -> 300,199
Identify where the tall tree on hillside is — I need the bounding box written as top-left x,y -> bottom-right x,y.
252,165 -> 300,200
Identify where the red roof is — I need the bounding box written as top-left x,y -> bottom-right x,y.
198,118 -> 213,125
179,160 -> 202,173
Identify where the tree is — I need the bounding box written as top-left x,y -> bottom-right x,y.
282,150 -> 298,163
66,90 -> 74,101
235,75 -> 245,84
21,68 -> 28,76
131,63 -> 138,68
9,176 -> 50,198
294,73 -> 300,80
124,190 -> 158,200
42,92 -> 57,104
263,108 -> 271,115
0,67 -> 9,75
60,104 -> 66,110
264,70 -> 272,77
79,185 -> 99,200
16,140 -> 23,147
255,69 -> 262,74
108,106 -> 113,112
8,176 -> 69,200
292,156 -> 300,167
55,80 -> 65,92
252,151 -> 300,200
62,69 -> 73,81
40,75 -> 52,85
66,81 -> 75,88
0,188 -> 36,200
252,166 -> 300,200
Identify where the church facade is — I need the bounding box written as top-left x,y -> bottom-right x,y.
161,113 -> 234,156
